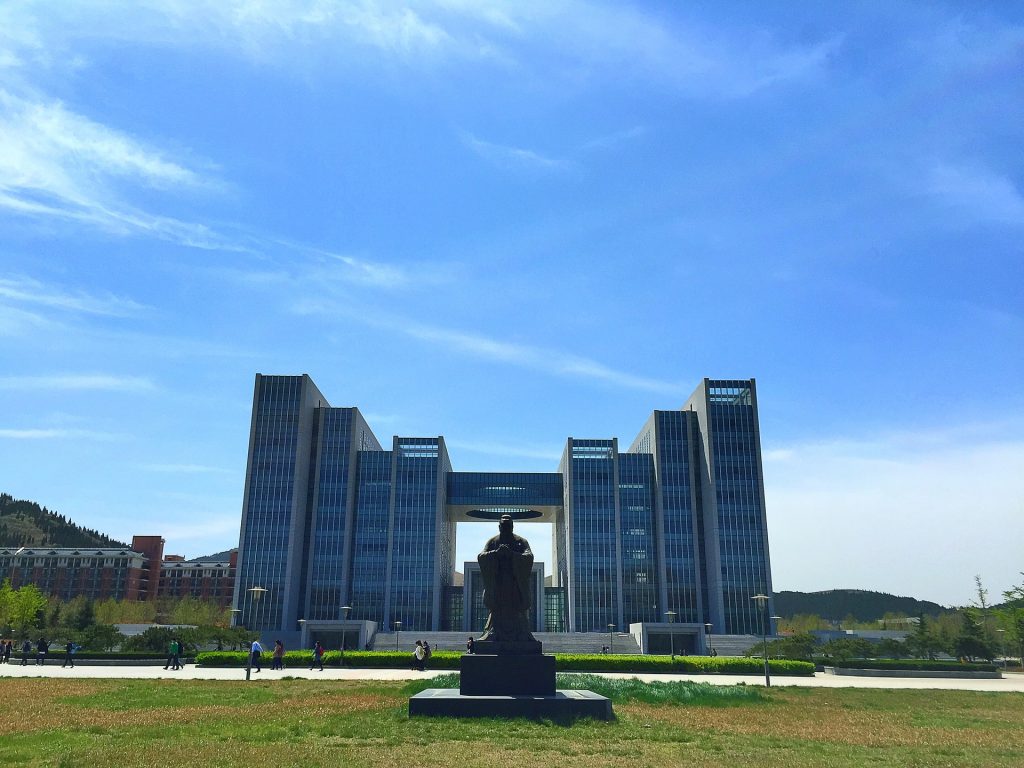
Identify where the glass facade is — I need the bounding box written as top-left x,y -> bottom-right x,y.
307,408 -> 354,621
654,410 -> 701,624
704,380 -> 771,635
564,439 -> 620,632
617,452 -> 659,624
348,450 -> 391,623
235,374 -> 772,638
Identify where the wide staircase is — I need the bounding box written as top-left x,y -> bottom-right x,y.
371,631 -> 642,654
707,634 -> 760,657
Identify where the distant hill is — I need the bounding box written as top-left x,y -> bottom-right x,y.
0,493 -> 128,549
190,549 -> 235,562
773,589 -> 950,621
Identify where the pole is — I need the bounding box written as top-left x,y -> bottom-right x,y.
751,594 -> 770,688
608,623 -> 614,654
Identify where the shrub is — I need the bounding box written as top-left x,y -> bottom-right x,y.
827,658 -> 998,673
194,650 -> 814,675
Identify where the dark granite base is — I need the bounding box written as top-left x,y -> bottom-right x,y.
409,689 -> 613,721
472,640 -> 542,655
461,653 -> 556,696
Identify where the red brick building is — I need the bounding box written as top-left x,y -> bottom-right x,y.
0,536 -> 236,606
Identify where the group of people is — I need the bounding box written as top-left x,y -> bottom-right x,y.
0,638 -> 84,666
163,638 -> 185,670
244,639 -> 321,672
412,640 -> 433,671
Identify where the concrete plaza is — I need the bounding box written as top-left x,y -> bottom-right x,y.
2,662 -> 1023,692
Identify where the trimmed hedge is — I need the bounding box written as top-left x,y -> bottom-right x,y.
827,659 -> 998,673
194,650 -> 813,676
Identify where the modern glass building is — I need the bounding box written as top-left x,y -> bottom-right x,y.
233,374 -> 774,637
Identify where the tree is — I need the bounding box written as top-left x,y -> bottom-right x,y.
820,637 -> 874,661
997,571 -> 1024,668
81,624 -> 125,651
953,610 -> 996,662
876,638 -> 908,658
752,632 -> 818,660
906,615 -> 946,660
10,585 -> 48,638
0,579 -> 13,633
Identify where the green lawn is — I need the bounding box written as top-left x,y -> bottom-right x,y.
0,676 -> 1021,767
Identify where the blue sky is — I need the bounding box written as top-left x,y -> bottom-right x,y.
0,1 -> 1021,607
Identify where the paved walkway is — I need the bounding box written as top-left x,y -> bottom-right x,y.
2,663 -> 1023,692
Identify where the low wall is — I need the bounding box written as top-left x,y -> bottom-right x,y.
824,666 -> 1001,680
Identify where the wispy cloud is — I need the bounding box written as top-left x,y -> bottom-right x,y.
460,132 -> 564,171
0,89 -> 238,247
3,2 -> 842,98
0,275 -> 145,317
0,427 -> 125,440
580,125 -> 648,152
371,314 -> 681,393
925,163 -> 1024,227
0,374 -> 155,392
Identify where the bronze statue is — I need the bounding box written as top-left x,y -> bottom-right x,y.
477,514 -> 536,642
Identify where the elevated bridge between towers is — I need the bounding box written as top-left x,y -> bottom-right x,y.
445,471 -> 563,522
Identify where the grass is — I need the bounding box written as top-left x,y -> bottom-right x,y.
0,677 -> 1020,767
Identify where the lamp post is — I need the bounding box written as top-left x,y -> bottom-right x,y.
705,622 -> 714,656
751,594 -> 771,687
340,605 -> 352,666
245,586 -> 267,682
230,608 -> 241,627
394,620 -> 402,651
664,611 -> 677,660
607,623 -> 615,654
297,618 -> 306,651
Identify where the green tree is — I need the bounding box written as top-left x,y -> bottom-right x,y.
81,624 -> 125,651
906,615 -> 946,660
751,631 -> 818,660
876,638 -> 908,658
820,637 -> 874,661
997,572 -> 1024,668
0,579 -> 13,633
10,585 -> 48,638
953,610 -> 996,662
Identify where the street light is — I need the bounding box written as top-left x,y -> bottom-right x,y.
996,629 -> 1007,667
751,594 -> 771,687
705,622 -> 714,656
340,605 -> 352,666
230,608 -> 242,627
664,611 -> 677,660
394,620 -> 402,651
607,623 -> 615,654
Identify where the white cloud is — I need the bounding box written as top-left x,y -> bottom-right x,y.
926,163 -> 1024,227
460,132 -> 564,171
1,2 -> 841,97
0,374 -> 156,392
0,427 -> 125,440
765,426 -> 1024,605
0,275 -> 145,317
384,316 -> 681,393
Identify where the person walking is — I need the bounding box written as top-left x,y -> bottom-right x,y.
36,637 -> 49,665
249,639 -> 263,672
21,639 -> 31,666
466,636 -> 475,654
164,638 -> 177,670
171,638 -> 183,670
3,640 -> 11,664
272,640 -> 285,670
413,640 -> 425,671
62,640 -> 80,668
310,640 -> 324,671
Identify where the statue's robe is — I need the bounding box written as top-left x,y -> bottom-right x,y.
477,533 -> 535,641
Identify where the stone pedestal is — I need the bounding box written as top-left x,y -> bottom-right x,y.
409,689 -> 613,720
460,654 -> 555,696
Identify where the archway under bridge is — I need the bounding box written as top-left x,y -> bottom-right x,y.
445,472 -> 565,633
